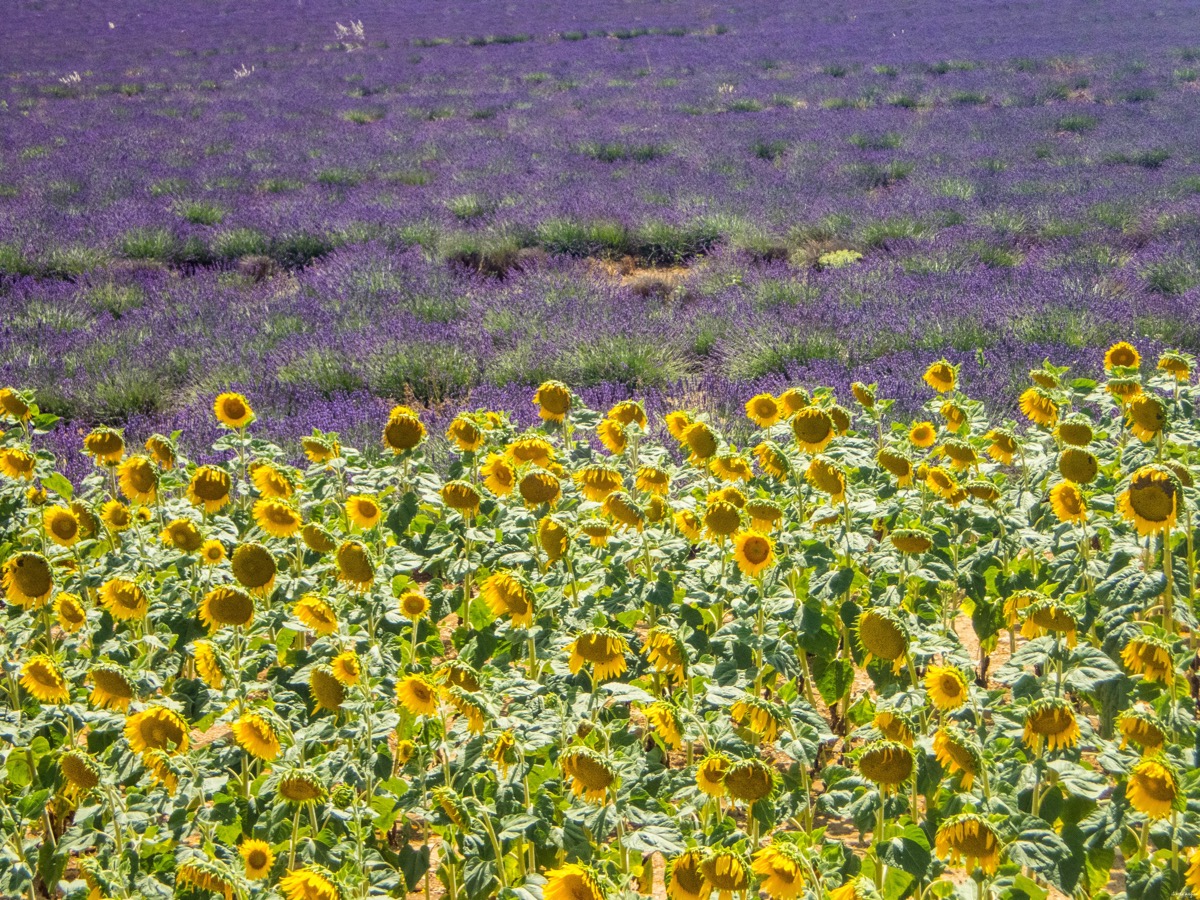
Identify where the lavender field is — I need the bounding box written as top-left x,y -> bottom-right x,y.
4,0 -> 1200,464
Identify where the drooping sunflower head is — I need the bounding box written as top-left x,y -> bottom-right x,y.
1019,387 -> 1058,427
940,438 -> 978,471
696,753 -> 730,797
143,433 -> 177,470
982,427 -> 1017,464
603,491 -> 645,532
933,726 -> 980,787
1126,394 -> 1166,442
161,517 -> 204,553
538,515 -> 570,562
1118,708 -> 1166,755
0,446 -> 36,480
309,666 -> 345,712
576,464 -> 623,502
294,594 -> 338,635
806,456 -> 847,501
792,407 -> 835,453
54,592 -> 87,632
702,499 -> 741,539
939,400 -> 967,433
396,674 -> 440,717
924,664 -> 969,711
923,359 -> 958,394
439,660 -> 481,693
858,741 -> 914,792
277,768 -> 326,805
1126,757 -> 1180,820
1029,366 -> 1060,390
519,470 -> 562,507
60,749 -> 102,796
488,730 -> 518,775
829,403 -> 853,434
711,452 -> 754,483
480,571 -> 533,628
507,434 -> 556,468
117,455 -> 158,503
731,695 -> 782,744
777,387 -> 810,416
534,380 -> 572,422
1055,414 -> 1093,448
89,663 -> 135,711
724,758 -> 776,803
1023,697 -> 1081,754
561,746 -> 617,802
754,440 -> 791,479
446,414 -> 485,452
480,453 -> 516,496
1104,341 -> 1140,373
644,627 -> 688,680
232,711 -> 282,761
544,863 -> 606,900
0,387 -> 32,422
935,813 -> 1002,874
21,654 -> 70,704
441,480 -> 482,517
1121,634 -> 1175,683
124,705 -> 190,757
1157,351 -> 1192,383
1118,465 -> 1179,536
1021,599 -> 1078,646
433,786 -> 472,828
301,432 -> 340,464
179,857 -> 237,900
607,399 -> 648,429
745,392 -> 781,428
336,540 -> 374,589
873,709 -> 915,746
3,551 -> 54,608
187,465 -> 232,513
83,426 -> 125,465
877,448 -> 914,486
643,700 -> 684,749
192,640 -> 226,689
746,499 -> 784,531
1058,447 -> 1098,485
300,524 -> 335,554
965,479 -> 1001,503
751,842 -> 809,900
857,608 -> 908,671
1106,376 -> 1142,403
667,850 -> 710,900
279,865 -> 340,900
1049,481 -> 1087,525
596,418 -> 627,455
250,462 -> 295,500
682,422 -> 719,464
568,629 -> 629,681
383,406 -> 426,453
700,849 -> 749,897
852,381 -> 877,409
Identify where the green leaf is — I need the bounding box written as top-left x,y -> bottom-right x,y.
881,824 -> 932,878
6,754 -> 31,787
811,656 -> 854,707
623,823 -> 685,856
42,471 -> 73,500
1006,828 -> 1074,892
1064,645 -> 1122,692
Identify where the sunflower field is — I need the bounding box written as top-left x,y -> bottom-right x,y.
3,341 -> 1200,900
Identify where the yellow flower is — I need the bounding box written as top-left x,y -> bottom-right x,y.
858,741 -> 913,792
711,452 -> 753,482
3,552 -> 53,608
675,508 -> 702,541
83,426 -> 125,464
877,448 -> 914,486
240,839 -> 275,881
214,392 -> 254,428
188,466 -> 232,513
44,505 -> 81,547
745,393 -> 781,427
544,864 -> 605,900
724,758 -> 775,803
125,706 -> 190,756
857,608 -> 908,673
752,843 -> 807,900
935,814 -> 1001,874
383,406 -> 426,453
309,666 -> 345,712
538,515 -> 570,562
507,435 -> 555,467
178,859 -> 236,900
731,696 -> 781,744
446,415 -> 484,452
1023,698 -> 1080,753
696,753 -> 730,797
908,421 -> 937,449
933,726 -> 980,788
21,654 -> 69,703
193,640 -> 225,689
345,494 -> 382,529
608,399 -> 648,429
253,499 -> 303,538
396,674 -> 440,716
754,441 -> 791,479
161,518 -> 204,552
1126,758 -> 1179,819
733,530 -> 774,576
596,418 -> 627,455
1121,635 -> 1174,683
1126,394 -> 1165,442
481,453 -> 515,496
984,428 -> 1017,464
561,747 -> 617,802
667,851 -> 710,900
1019,387 -> 1058,427
519,470 -> 561,506
1104,341 -> 1140,372
231,542 -> 277,597
481,571 -> 533,628
792,407 -> 834,453
924,665 -> 969,711
664,410 -> 693,441
330,651 -> 361,686
700,850 -> 749,900
874,709 -> 915,746
1056,415 -> 1093,447
534,380 -> 572,422
683,422 -> 718,463
568,629 -> 629,681
251,462 -> 295,499
0,387 -> 32,421
1158,351 -> 1192,382
1188,848 -> 1200,896
60,750 -> 102,796
703,499 -> 741,539
1118,466 -> 1178,536
1021,599 -> 1078,647
117,455 -> 157,503
1107,376 -> 1142,403
100,499 -> 132,531
940,400 -> 967,433
852,381 -> 876,408
145,434 -> 177,469
644,700 -> 683,749
99,577 -> 148,620
279,866 -> 340,900
576,465 -> 624,501
745,499 -> 783,532
232,712 -> 281,760
89,663 -> 134,711
201,539 -> 226,565
603,491 -> 645,531
300,524 -> 335,554
644,627 -> 687,681
445,686 -> 486,733
890,528 -> 932,555
442,479 -> 482,517
1118,708 -> 1166,755
635,466 -> 671,497
277,770 -> 325,804
336,541 -> 374,588
0,447 -> 37,480
54,592 -> 87,632
1049,481 -> 1087,524
940,438 -> 978,470
301,434 -> 340,464
399,589 -> 429,620
489,730 -> 518,775
1059,447 -> 1097,484
923,359 -> 957,393
806,456 -> 846,501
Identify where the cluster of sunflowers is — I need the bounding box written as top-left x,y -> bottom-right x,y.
3,340 -> 1200,900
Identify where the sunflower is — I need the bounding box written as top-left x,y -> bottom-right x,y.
188,466 -> 232,513
3,551 -> 53,608
932,726 -> 981,787
700,850 -> 749,900
792,407 -> 835,453
702,499 -> 741,539
481,571 -> 534,628
908,421 -> 936,449
20,654 -> 69,703
683,422 -> 719,464
252,499 -> 302,538
568,629 -> 629,681
1058,447 -> 1097,485
940,438 -> 978,471
201,539 -> 227,565
852,381 -> 876,409
1125,394 -> 1165,442
608,399 -> 648,429
213,392 -> 254,429
239,839 -> 275,881
330,651 -> 361,687
1030,366 -> 1060,390
664,411 -> 693,442
446,414 -> 485,452
534,380 -> 572,422
806,456 -> 847,502
0,387 -> 32,421
858,741 -> 913,792
250,463 -> 294,499
89,663 -> 134,711
1118,466 -> 1178,536
383,406 -> 426,454
231,711 -> 281,760
101,500 -> 135,533
711,452 -> 753,482
1158,351 -> 1192,382
754,441 -> 791,479
60,749 -> 102,796
1054,415 -> 1092,448
278,769 -> 326,804
279,866 -> 340,900
874,710 -> 915,746
309,666 -> 345,712
667,851 -> 710,900
399,589 -> 429,621
298,524 -> 334,555
231,542 -> 276,597
440,661 -> 481,693
877,448 -> 914,486
724,758 -> 775,803
1049,481 -> 1087,524
480,453 -> 515,496
940,400 -> 967,433
746,499 -> 783,532
42,505 -> 80,548
1023,698 -> 1080,753
977,429 -> 1014,465
396,674 -> 439,716
193,640 -> 226,689
143,751 -> 180,793
561,747 -> 617,802
731,696 -> 781,744
54,592 -> 87,632
696,753 -> 730,797
732,530 -> 774,577
537,515 -> 570,563
643,701 -> 683,749
923,359 -> 957,393
125,706 -> 190,756
345,494 -> 382,529
142,433 -> 176,470
778,387 -> 810,416
433,786 -> 471,828
575,465 -> 623,502
99,577 -> 147,620
1121,634 -> 1174,683
178,858 -> 235,900
301,433 -> 340,464
83,426 -> 125,465
336,541 -> 374,588
507,435 -> 556,467
644,627 -> 687,680
0,447 -> 36,480
395,740 -> 415,766
1118,708 -> 1166,755
925,665 -> 969,711
519,470 -> 562,506
545,864 -> 605,900
1019,387 -> 1058,427
857,608 -> 908,673
752,843 -> 808,900
160,518 -> 203,553
488,730 -> 518,775
1188,848 -> 1200,896
116,455 -> 157,503
1104,341 -> 1140,372
595,418 -> 627,455
1126,758 -> 1179,819
830,401 -> 852,434
675,508 -> 702,541
1107,376 -> 1142,403
936,814 -> 1001,874
745,393 -> 781,428
965,480 -> 1001,502
1021,599 -> 1078,647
